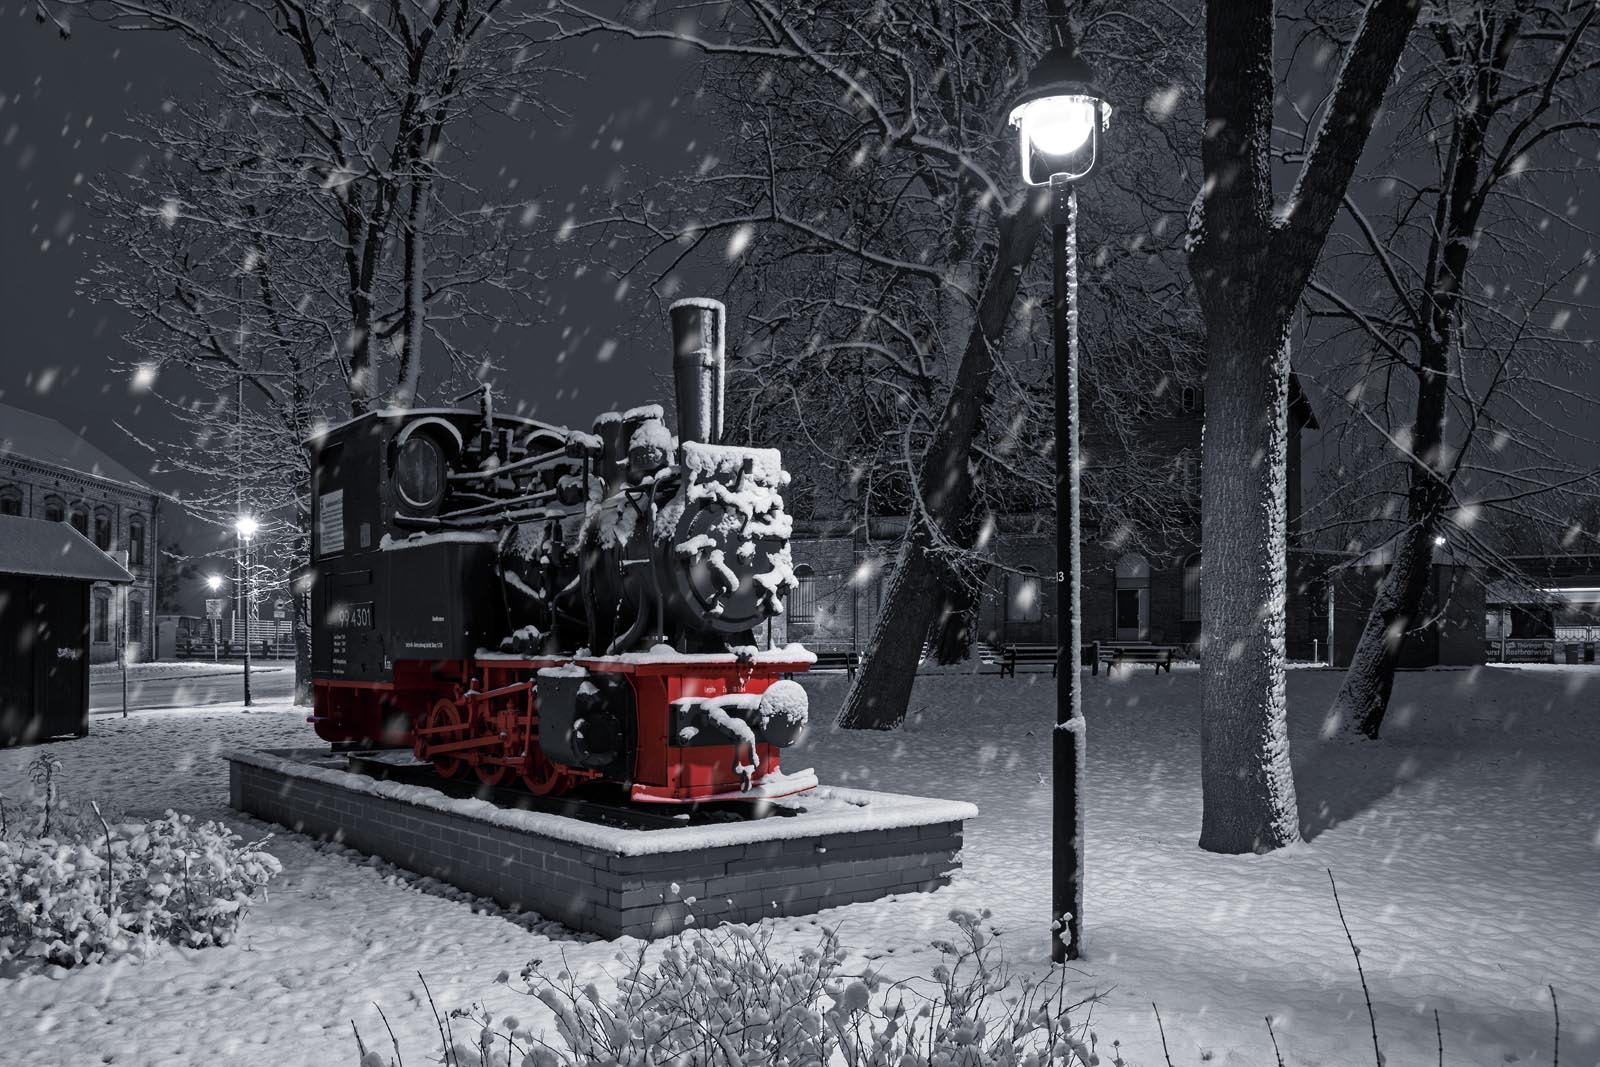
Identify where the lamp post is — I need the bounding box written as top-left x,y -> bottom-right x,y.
206,574 -> 224,661
236,515 -> 259,707
1009,32 -> 1110,965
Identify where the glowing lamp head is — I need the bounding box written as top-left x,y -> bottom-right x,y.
1008,40 -> 1110,186
1013,96 -> 1098,156
236,515 -> 259,541
1433,534 -> 1447,547
206,575 -> 223,591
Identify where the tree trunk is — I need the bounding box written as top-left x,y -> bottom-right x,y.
836,192 -> 1047,729
1195,316 -> 1301,854
1328,523 -> 1436,738
1187,0 -> 1420,853
838,539 -> 945,730
392,173 -> 432,409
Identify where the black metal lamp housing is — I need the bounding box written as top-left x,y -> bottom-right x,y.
1009,42 -> 1112,185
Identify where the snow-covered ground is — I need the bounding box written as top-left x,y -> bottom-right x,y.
89,661 -> 247,680
2,665 -> 1595,1066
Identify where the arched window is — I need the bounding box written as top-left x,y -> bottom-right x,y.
93,589 -> 111,643
93,507 -> 113,550
43,496 -> 65,523
128,595 -> 145,645
71,505 -> 89,537
129,516 -> 146,566
789,564 -> 816,624
1182,553 -> 1202,622
1006,566 -> 1043,623
1114,554 -> 1150,640
1181,386 -> 1199,413
0,486 -> 20,516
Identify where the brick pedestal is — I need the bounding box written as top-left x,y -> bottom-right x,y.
227,749 -> 975,939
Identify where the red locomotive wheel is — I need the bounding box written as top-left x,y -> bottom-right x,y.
423,698 -> 468,779
519,748 -> 572,797
475,755 -> 513,788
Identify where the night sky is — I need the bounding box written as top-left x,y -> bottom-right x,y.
0,8 -> 715,551
3,8 -> 1595,561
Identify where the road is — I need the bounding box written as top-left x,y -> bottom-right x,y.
89,664 -> 297,714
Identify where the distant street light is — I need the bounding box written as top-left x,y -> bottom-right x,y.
1010,28 -> 1110,966
206,574 -> 224,661
1433,534 -> 1447,547
237,515 -> 258,706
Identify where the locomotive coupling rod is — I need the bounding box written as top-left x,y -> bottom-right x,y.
463,679 -> 537,704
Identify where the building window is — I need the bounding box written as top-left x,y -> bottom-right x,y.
44,496 -> 65,523
1114,554 -> 1151,640
1182,553 -> 1202,622
1006,567 -> 1043,623
1181,386 -> 1199,413
71,505 -> 89,537
93,590 -> 110,643
94,507 -> 113,550
0,486 -> 20,516
789,565 -> 816,624
129,596 -> 144,645
129,517 -> 146,566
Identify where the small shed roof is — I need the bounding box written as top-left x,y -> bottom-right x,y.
0,514 -> 133,583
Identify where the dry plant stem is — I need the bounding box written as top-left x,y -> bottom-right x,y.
375,1002 -> 404,1067
1435,1009 -> 1443,1067
1266,1015 -> 1285,1067
1152,1003 -> 1175,1067
350,1021 -> 369,1060
90,801 -> 114,929
1550,985 -> 1559,1067
420,972 -> 453,1067
1329,870 -> 1381,1067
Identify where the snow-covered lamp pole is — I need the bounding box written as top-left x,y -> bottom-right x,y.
1009,31 -> 1110,965
236,515 -> 259,707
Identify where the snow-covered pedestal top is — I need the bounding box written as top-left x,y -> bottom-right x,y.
224,748 -> 975,858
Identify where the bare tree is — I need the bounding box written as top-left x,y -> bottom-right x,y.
42,0 -> 555,696
1297,0 -> 1600,738
1186,0 -> 1422,853
551,0 -> 1205,725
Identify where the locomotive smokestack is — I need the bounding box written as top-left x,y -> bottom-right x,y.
669,298 -> 725,445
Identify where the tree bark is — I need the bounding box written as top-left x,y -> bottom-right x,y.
1189,0 -> 1421,852
1195,315 -> 1301,852
836,191 -> 1047,729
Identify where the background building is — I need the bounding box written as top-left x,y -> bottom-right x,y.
0,401 -> 160,662
787,377 -> 1324,658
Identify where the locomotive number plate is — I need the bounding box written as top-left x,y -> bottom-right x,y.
329,601 -> 375,629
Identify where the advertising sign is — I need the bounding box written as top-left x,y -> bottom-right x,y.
1502,638 -> 1555,663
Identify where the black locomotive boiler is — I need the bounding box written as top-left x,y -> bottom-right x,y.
306,299 -> 816,802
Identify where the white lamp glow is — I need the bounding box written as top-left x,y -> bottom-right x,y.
236,515 -> 259,541
206,574 -> 222,591
1013,95 -> 1098,156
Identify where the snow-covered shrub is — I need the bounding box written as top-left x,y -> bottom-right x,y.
357,909 -> 1109,1067
0,770 -> 282,968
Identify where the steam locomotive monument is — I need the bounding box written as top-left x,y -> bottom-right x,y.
227,299 -> 974,938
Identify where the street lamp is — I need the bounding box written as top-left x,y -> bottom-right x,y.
206,574 -> 224,662
236,515 -> 258,707
1010,30 -> 1110,965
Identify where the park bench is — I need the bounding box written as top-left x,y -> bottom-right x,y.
1095,642 -> 1180,675
787,649 -> 861,679
999,643 -> 1059,678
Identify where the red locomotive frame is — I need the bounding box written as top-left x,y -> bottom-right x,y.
312,651 -> 815,803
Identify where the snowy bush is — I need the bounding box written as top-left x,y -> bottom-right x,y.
357,908 -> 1111,1067
0,758 -> 282,968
